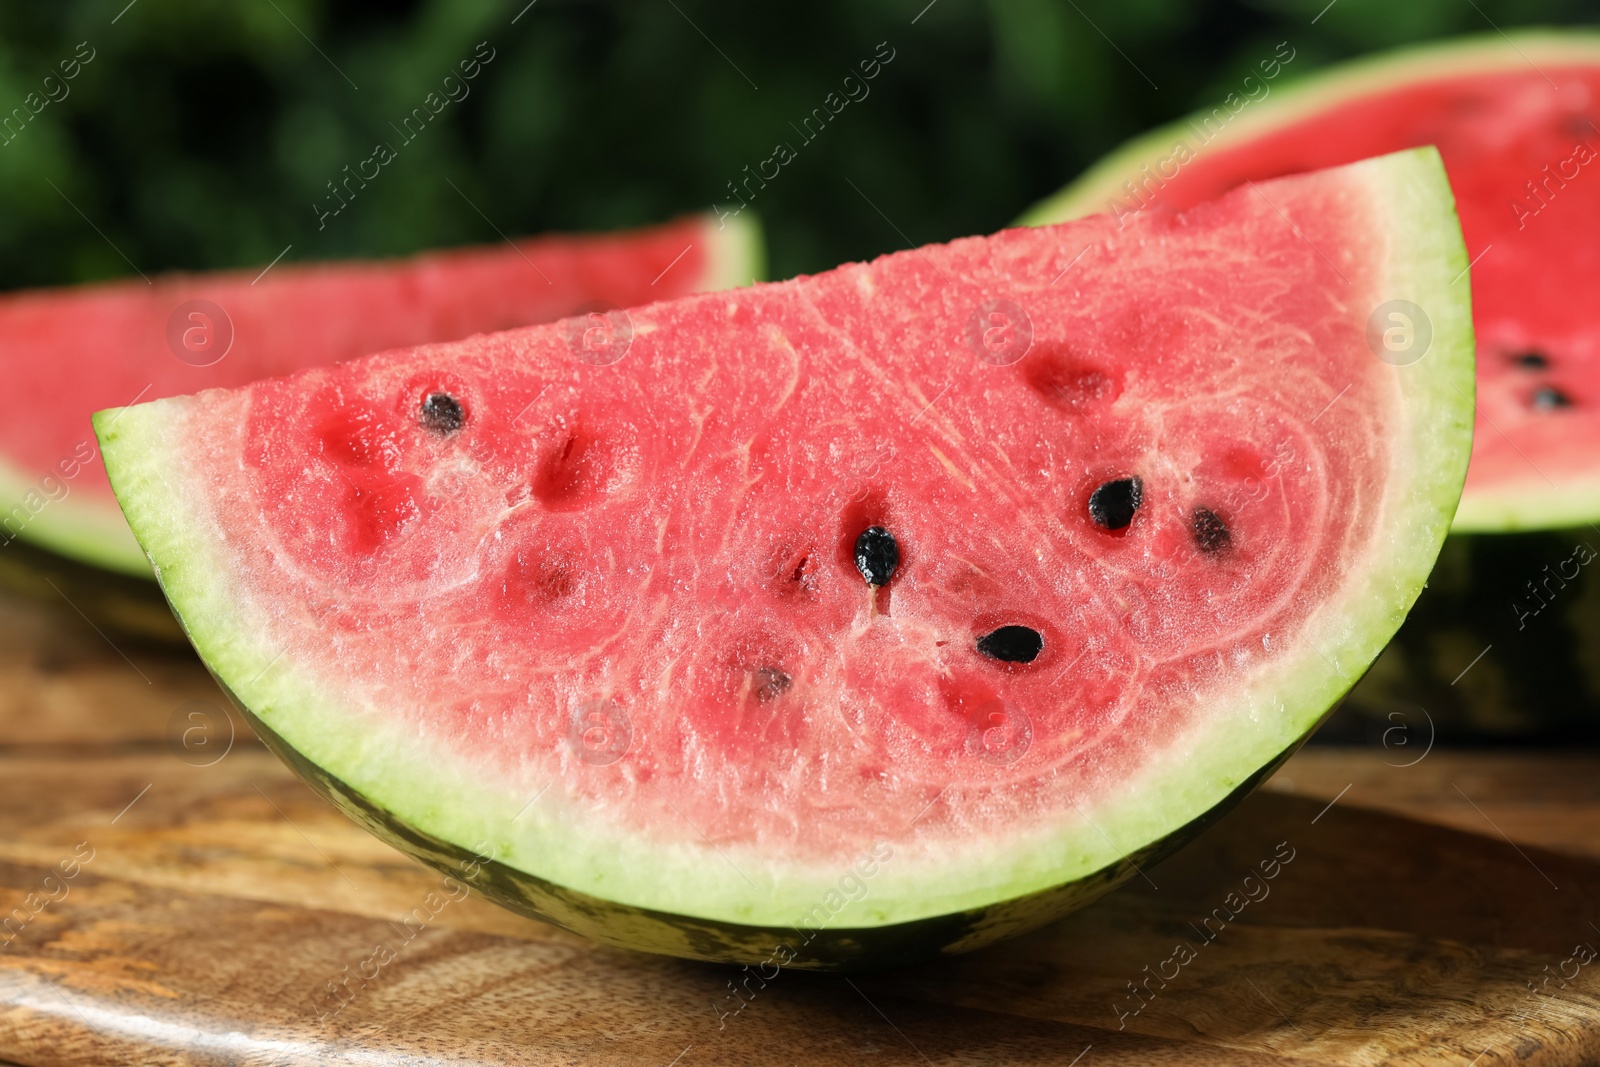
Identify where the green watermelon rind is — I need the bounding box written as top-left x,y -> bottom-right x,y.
703,209 -> 765,293
1018,29 -> 1600,533
224,674 -> 1298,969
94,149 -> 1473,965
0,447 -> 150,577
1019,30 -> 1600,227
5,211 -> 765,581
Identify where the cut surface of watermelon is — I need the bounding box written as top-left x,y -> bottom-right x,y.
97,149 -> 1472,966
1024,32 -> 1600,533
1,213 -> 760,575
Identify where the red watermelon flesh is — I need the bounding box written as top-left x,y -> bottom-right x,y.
96,149 -> 1472,965
1025,33 -> 1600,531
0,213 -> 758,574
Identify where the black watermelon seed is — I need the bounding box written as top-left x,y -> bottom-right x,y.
753,667 -> 792,703
1512,351 -> 1550,370
420,392 -> 465,434
1088,477 -> 1143,531
976,625 -> 1044,664
854,526 -> 900,587
1532,385 -> 1573,410
1192,507 -> 1231,553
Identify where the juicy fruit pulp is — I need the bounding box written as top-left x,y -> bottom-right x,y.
0,213 -> 759,575
1025,32 -> 1600,531
97,150 -> 1473,967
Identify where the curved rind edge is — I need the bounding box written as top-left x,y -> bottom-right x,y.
1018,29 -> 1593,532
0,450 -> 151,576
12,215 -> 764,582
219,669 -> 1298,969
1019,29 -> 1600,227
91,148 -> 1473,956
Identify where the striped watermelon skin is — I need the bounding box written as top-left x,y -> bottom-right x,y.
233,679 -> 1289,969
95,151 -> 1472,968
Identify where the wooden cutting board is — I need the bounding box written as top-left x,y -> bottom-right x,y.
3,586 -> 1600,1065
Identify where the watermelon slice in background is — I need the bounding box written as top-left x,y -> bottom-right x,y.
0,213 -> 760,639
1024,32 -> 1600,738
95,149 -> 1472,967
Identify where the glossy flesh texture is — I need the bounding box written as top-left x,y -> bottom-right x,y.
97,150 -> 1473,965
1,213 -> 758,573
1027,34 -> 1600,530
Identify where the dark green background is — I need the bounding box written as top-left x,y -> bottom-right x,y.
0,0 -> 1595,289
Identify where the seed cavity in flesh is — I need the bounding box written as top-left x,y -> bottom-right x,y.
854,526 -> 900,587
1532,385 -> 1572,410
1088,477 -> 1142,531
1512,351 -> 1549,370
752,667 -> 792,703
976,625 -> 1044,664
420,392 -> 465,434
1192,507 -> 1231,553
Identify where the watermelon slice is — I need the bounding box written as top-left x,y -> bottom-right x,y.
1024,32 -> 1597,531
0,214 -> 760,579
1024,32 -> 1600,735
96,149 -> 1472,967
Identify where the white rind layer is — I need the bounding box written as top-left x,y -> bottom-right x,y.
0,449 -> 147,575
13,212 -> 764,578
1021,30 -> 1593,533
95,149 -> 1473,930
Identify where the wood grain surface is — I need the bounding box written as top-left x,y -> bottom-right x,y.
2,584 -> 1599,1065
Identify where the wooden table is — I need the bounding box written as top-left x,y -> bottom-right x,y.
2,588 -> 1599,1065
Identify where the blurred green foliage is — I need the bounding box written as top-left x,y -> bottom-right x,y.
0,0 -> 1594,287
